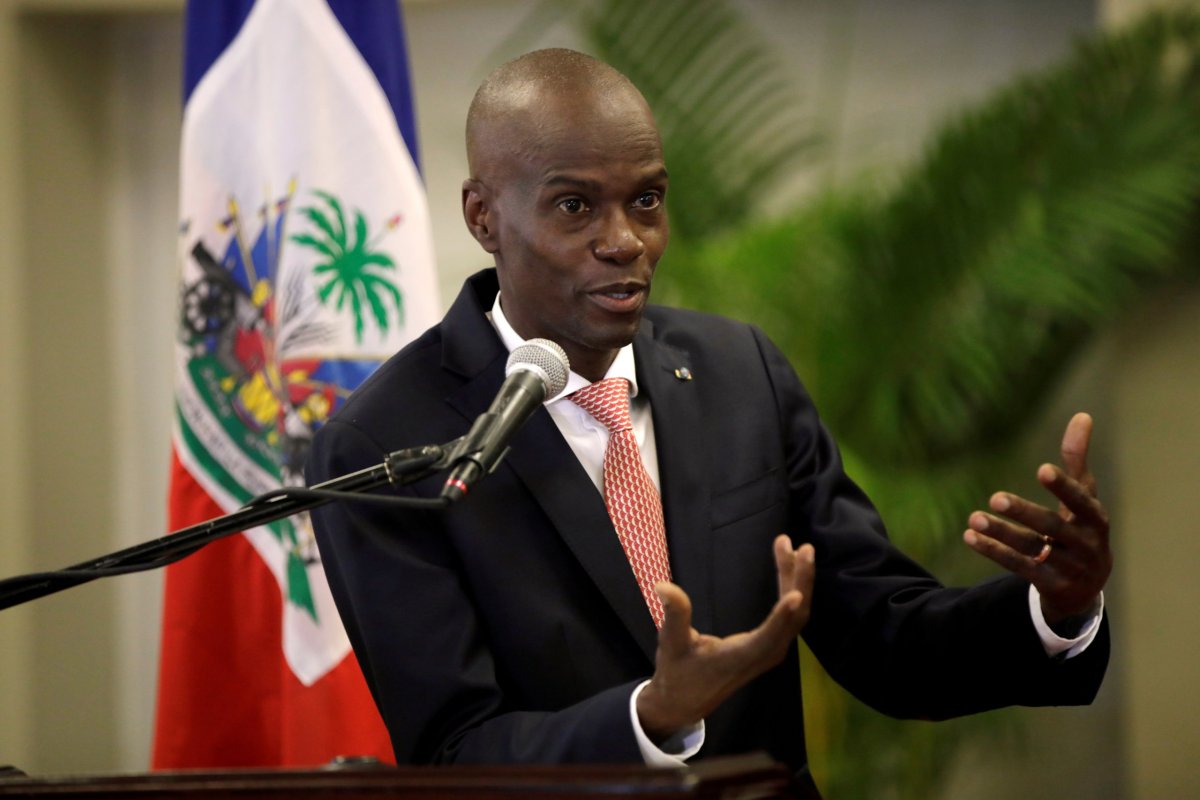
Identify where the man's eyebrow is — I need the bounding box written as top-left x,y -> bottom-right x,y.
539,174 -> 598,191
539,167 -> 670,190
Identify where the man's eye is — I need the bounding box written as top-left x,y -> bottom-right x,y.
634,191 -> 662,210
558,198 -> 587,214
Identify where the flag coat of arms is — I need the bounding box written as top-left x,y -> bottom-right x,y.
154,0 -> 438,767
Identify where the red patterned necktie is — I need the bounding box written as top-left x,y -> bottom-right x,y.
569,378 -> 672,628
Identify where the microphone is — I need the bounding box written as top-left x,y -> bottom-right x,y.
440,338 -> 570,501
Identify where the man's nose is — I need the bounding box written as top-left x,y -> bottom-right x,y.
593,212 -> 645,264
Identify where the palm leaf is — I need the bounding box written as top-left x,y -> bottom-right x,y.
352,210 -> 369,252
361,279 -> 391,334
360,252 -> 395,269
347,283 -> 365,342
296,206 -> 343,252
367,273 -> 404,326
315,275 -> 338,304
290,232 -> 338,260
331,280 -> 350,312
363,272 -> 403,304
313,190 -> 348,245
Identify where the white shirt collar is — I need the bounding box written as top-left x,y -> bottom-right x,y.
489,292 -> 640,403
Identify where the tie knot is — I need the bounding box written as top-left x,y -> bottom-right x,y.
570,378 -> 632,432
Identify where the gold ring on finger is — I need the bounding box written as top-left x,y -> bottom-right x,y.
1033,536 -> 1053,565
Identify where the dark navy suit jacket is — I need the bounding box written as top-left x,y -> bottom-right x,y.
307,268 -> 1108,775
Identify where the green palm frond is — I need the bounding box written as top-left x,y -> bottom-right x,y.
313,189 -> 348,244
345,282 -> 365,341
362,273 -> 403,329
299,205 -> 344,251
291,232 -> 338,260
291,189 -> 403,343
353,210 -> 369,252
359,252 -> 396,269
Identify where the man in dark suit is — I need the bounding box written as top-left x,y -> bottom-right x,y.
307,49 -> 1111,784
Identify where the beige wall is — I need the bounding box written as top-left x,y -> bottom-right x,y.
21,13 -> 120,771
2,1 -> 1199,797
0,0 -> 181,772
1113,288 -> 1200,800
0,1 -> 34,774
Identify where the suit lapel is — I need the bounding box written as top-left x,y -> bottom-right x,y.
634,318 -> 714,636
439,271 -> 659,662
503,417 -> 661,661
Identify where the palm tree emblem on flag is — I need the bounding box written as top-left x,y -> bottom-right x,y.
292,190 -> 405,344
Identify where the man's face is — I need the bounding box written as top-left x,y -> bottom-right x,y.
470,92 -> 669,381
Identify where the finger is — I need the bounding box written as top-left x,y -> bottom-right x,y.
774,534 -> 795,598
988,487 -> 1106,551
1060,412 -> 1095,490
966,513 -> 1088,573
1037,465 -> 1107,530
968,510 -> 1048,558
753,551 -> 811,642
655,582 -> 694,658
1036,465 -> 1108,534
963,527 -> 1039,581
970,508 -> 1096,588
987,492 -> 1067,544
793,543 -> 815,598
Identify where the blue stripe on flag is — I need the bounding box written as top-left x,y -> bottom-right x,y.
308,360 -> 380,392
182,0 -> 255,103
327,0 -> 422,167
183,0 -> 422,169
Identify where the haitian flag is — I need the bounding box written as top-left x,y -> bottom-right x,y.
154,0 -> 438,767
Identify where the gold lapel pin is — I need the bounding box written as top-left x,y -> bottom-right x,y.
673,367 -> 693,381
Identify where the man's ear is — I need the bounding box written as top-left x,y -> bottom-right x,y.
462,179 -> 499,254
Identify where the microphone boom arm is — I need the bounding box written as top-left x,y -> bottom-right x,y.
0,438 -> 465,612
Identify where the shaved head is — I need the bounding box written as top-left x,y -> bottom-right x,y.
466,49 -> 658,183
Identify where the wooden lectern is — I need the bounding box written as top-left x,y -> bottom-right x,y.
0,753 -> 818,799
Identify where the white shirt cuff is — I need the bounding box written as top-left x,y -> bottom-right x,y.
629,680 -> 705,766
1028,585 -> 1104,659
